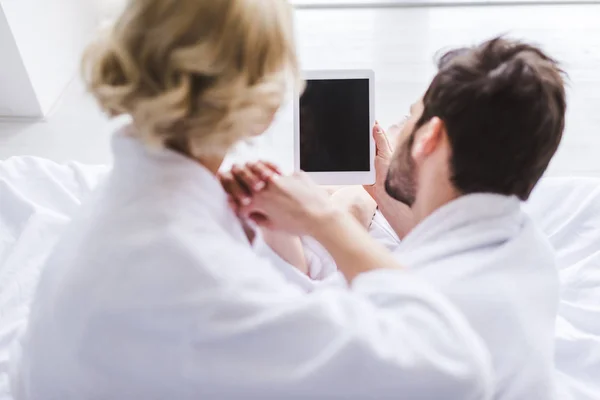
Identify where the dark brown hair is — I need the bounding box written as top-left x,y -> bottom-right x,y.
415,37 -> 567,200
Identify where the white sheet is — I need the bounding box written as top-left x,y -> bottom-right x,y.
524,179 -> 600,400
0,156 -> 599,399
0,157 -> 107,399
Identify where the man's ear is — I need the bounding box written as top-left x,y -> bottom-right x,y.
411,117 -> 445,160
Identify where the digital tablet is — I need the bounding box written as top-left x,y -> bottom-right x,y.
294,70 -> 375,185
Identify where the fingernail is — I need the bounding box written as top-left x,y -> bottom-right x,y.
241,197 -> 251,206
254,181 -> 265,190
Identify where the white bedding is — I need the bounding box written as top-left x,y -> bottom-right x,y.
0,157 -> 108,399
0,156 -> 599,399
524,179 -> 600,400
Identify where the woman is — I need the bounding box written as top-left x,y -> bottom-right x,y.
11,1 -> 492,399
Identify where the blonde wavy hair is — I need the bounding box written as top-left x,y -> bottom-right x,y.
83,0 -> 300,157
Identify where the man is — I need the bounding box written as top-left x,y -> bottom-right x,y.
363,37 -> 565,399
223,37 -> 565,398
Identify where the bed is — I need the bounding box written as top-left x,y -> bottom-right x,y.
0,155 -> 599,399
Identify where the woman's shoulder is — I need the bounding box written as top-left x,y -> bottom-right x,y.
53,187 -> 290,290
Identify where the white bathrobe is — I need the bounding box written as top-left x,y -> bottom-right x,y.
10,133 -> 493,400
386,194 -> 560,400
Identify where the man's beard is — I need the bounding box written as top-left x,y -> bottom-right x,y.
384,139 -> 417,206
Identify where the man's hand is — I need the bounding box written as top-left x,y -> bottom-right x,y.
363,122 -> 397,201
363,122 -> 416,239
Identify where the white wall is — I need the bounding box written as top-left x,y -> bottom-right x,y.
0,6 -> 41,117
0,77 -> 113,164
294,4 -> 600,177
92,0 -> 125,23
0,0 -> 98,115
1,4 -> 600,177
293,0 -> 600,5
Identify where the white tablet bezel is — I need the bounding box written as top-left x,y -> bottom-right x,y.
294,69 -> 376,185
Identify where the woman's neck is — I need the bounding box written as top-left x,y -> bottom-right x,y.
161,131 -> 225,175
196,155 -> 225,175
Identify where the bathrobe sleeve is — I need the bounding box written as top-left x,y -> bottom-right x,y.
97,233 -> 495,400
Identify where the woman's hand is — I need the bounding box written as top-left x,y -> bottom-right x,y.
219,162 -> 308,274
239,167 -> 338,236
220,161 -> 405,282
219,161 -> 281,209
220,162 -> 350,235
220,161 -> 337,236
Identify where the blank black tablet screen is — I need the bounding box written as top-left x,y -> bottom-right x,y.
299,78 -> 370,172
